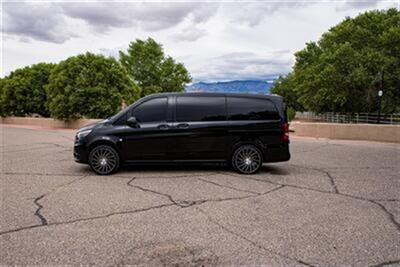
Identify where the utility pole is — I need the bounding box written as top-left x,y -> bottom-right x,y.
377,69 -> 384,124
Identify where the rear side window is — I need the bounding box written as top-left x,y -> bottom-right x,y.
132,97 -> 168,123
227,97 -> 280,120
176,96 -> 226,122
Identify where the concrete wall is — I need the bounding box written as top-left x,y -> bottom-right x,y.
0,116 -> 101,129
1,117 -> 399,143
291,122 -> 400,143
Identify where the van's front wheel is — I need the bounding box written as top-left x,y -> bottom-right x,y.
88,145 -> 120,175
231,145 -> 262,174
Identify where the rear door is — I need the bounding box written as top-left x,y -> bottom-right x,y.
227,96 -> 282,147
170,96 -> 228,160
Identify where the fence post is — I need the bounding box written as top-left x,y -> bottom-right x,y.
366,114 -> 368,123
356,114 -> 359,124
390,114 -> 393,125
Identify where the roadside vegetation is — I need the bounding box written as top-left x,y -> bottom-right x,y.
1,9 -> 399,120
0,38 -> 191,120
271,8 -> 400,114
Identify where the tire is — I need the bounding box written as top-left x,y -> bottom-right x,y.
88,145 -> 120,175
231,145 -> 263,174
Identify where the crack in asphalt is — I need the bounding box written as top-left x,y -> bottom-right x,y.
196,208 -> 316,267
371,201 -> 400,232
127,177 -> 285,209
2,172 -> 89,177
2,175 -> 284,236
369,259 -> 400,267
197,177 -> 261,195
326,171 -> 339,193
0,176 -> 87,236
117,172 -> 219,180
32,175 -> 88,226
224,172 -> 400,234
371,199 -> 400,202
288,164 -> 340,193
0,203 -> 175,236
33,195 -> 48,225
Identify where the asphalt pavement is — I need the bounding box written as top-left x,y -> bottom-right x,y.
0,124 -> 399,266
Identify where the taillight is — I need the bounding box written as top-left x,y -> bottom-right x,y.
283,122 -> 289,142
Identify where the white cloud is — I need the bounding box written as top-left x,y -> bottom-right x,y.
2,0 -> 397,81
3,2 -> 76,43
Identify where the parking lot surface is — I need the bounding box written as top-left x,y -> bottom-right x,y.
1,124 -> 399,266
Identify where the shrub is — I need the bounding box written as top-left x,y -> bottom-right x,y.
287,107 -> 296,121
46,53 -> 140,120
1,63 -> 55,117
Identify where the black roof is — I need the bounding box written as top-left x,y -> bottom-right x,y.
144,92 -> 283,102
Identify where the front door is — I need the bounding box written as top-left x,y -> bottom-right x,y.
122,97 -> 173,161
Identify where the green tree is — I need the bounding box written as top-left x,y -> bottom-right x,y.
272,8 -> 400,113
46,52 -> 140,120
0,78 -> 5,116
119,38 -> 191,97
271,74 -> 304,112
1,63 -> 55,117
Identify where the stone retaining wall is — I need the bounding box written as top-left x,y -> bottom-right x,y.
0,116 -> 100,129
291,121 -> 400,143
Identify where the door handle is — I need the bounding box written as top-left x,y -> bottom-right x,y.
177,123 -> 189,129
158,124 -> 169,130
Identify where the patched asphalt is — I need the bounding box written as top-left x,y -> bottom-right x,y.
1,125 -> 399,266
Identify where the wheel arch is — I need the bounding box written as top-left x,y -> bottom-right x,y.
86,139 -> 122,162
229,138 -> 267,162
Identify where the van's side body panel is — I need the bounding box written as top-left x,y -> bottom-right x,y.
74,92 -> 290,165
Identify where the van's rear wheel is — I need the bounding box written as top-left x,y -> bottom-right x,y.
232,145 -> 262,174
88,145 -> 119,175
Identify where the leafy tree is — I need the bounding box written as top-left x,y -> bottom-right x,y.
0,78 -> 5,116
1,63 -> 55,117
46,52 -> 140,120
119,38 -> 191,97
271,8 -> 400,113
271,74 -> 304,112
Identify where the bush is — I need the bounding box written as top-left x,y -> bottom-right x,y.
0,78 -> 4,116
46,53 -> 140,120
1,63 -> 55,117
287,107 -> 296,121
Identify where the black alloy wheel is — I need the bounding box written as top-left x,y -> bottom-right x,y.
232,145 -> 263,174
88,145 -> 120,175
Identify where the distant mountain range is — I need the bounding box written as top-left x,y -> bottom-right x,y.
185,80 -> 275,95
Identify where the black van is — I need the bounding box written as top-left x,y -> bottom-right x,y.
74,93 -> 290,175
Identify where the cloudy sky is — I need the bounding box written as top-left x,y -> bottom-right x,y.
2,0 -> 398,82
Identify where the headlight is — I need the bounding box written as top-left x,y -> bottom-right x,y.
76,129 -> 92,139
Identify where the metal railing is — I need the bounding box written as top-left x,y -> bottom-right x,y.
296,112 -> 400,125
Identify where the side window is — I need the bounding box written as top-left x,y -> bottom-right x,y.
227,97 -> 280,120
176,96 -> 226,122
132,97 -> 168,123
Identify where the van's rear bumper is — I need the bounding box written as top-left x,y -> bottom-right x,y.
264,143 -> 290,162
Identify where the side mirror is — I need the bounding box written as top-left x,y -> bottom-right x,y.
127,116 -> 140,128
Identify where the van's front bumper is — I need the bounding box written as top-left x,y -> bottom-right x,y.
74,137 -> 89,163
